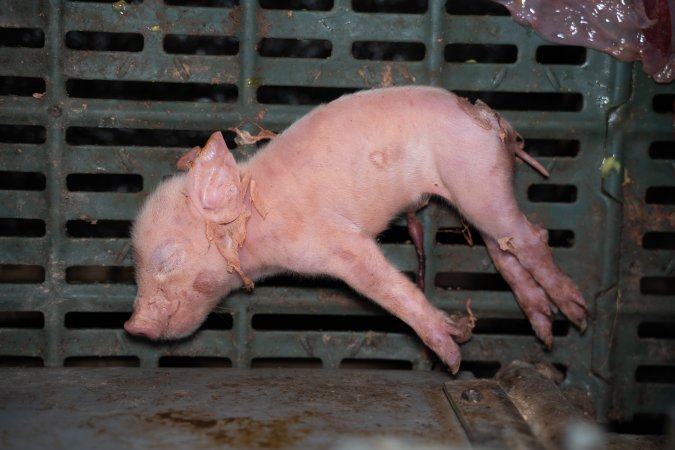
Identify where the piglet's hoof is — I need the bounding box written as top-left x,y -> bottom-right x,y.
423,308 -> 476,374
448,302 -> 476,344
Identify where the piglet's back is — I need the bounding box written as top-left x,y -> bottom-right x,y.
243,87 -> 477,235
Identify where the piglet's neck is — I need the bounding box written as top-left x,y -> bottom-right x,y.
200,170 -> 265,292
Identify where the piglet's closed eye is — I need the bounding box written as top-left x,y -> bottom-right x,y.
186,132 -> 244,225
150,239 -> 186,279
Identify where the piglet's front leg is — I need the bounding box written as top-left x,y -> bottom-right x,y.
308,231 -> 472,373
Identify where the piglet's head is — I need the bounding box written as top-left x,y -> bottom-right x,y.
125,132 -> 245,341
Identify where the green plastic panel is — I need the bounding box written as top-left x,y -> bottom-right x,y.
0,0 -> 672,429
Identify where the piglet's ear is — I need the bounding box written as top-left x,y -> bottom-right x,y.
176,146 -> 201,171
187,131 -> 243,224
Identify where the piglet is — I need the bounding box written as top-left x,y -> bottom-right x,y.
125,86 -> 587,373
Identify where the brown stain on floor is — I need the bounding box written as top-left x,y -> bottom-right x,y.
146,410 -> 310,449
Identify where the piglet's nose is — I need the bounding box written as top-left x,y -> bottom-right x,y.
124,318 -> 161,340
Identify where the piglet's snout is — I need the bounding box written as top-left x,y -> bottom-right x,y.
125,293 -> 171,340
124,316 -> 163,340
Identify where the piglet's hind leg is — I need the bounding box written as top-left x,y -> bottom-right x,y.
463,201 -> 587,332
443,163 -> 587,334
483,233 -> 554,347
500,221 -> 587,331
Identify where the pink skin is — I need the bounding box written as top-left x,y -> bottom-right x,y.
125,86 -> 587,374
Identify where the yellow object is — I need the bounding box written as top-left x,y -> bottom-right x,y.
600,155 -> 621,178
112,0 -> 127,15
